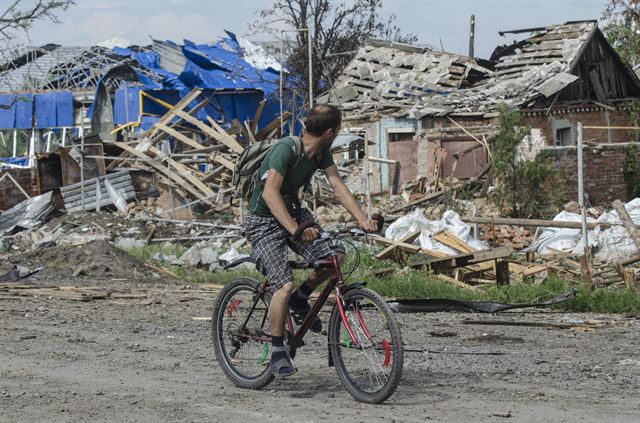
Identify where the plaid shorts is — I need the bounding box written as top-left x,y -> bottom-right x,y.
245,208 -> 343,292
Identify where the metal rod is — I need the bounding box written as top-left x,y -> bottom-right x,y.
307,25 -> 313,107
469,14 -> 475,57
12,129 -> 17,157
81,109 -> 86,212
364,134 -> 372,219
577,122 -> 589,255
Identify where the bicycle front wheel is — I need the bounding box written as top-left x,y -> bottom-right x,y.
212,277 -> 274,389
328,288 -> 403,403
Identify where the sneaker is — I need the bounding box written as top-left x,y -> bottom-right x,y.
289,301 -> 322,333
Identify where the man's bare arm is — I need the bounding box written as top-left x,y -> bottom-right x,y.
324,165 -> 377,232
262,170 -> 318,241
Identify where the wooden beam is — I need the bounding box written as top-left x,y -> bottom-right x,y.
434,274 -> 479,291
210,154 -> 235,171
251,100 -> 267,134
173,110 -> 244,154
155,122 -> 205,151
114,142 -> 214,206
146,88 -> 203,139
612,199 -> 640,252
206,116 -> 245,153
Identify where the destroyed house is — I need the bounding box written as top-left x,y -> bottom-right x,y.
0,32 -> 286,211
323,21 -> 640,203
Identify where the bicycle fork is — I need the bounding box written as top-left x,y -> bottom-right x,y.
329,287 -> 391,368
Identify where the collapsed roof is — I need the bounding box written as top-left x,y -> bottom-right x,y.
324,21 -> 640,121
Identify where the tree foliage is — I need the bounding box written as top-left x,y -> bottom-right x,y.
492,106 -> 561,218
0,0 -> 75,41
602,0 -> 640,66
253,0 -> 416,102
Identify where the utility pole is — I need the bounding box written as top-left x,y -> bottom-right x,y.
469,14 -> 476,57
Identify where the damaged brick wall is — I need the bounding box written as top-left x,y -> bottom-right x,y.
0,168 -> 39,211
522,108 -> 634,146
538,143 -> 638,205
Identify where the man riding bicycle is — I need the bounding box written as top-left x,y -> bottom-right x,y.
244,104 -> 377,378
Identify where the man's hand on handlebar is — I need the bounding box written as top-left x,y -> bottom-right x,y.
358,219 -> 379,233
300,227 -> 320,242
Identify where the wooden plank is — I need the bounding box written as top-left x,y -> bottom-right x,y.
612,199 -> 640,252
155,122 -> 205,151
146,145 -> 215,197
146,88 -> 203,139
114,142 -> 214,206
251,100 -> 267,134
375,230 -> 421,260
390,185 -> 463,214
434,274 -> 478,291
255,113 -> 292,140
210,154 -> 235,171
462,216 -> 620,230
205,116 -> 245,153
433,229 -> 475,254
174,110 -> 244,153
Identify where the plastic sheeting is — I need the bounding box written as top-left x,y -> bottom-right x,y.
108,31 -> 284,132
35,91 -> 73,128
528,198 -> 640,261
385,209 -> 489,255
0,92 -> 72,129
0,93 -> 33,129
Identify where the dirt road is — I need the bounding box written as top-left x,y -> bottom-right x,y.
1,276 -> 639,422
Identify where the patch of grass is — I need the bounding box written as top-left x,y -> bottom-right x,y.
122,244 -> 188,262
118,243 -> 640,315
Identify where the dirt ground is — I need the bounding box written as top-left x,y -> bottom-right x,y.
1,275 -> 639,423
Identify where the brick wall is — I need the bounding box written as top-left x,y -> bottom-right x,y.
522,108 -> 634,145
0,168 -> 38,211
538,143 -> 638,205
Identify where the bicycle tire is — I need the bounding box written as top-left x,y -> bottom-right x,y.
212,277 -> 275,389
328,288 -> 403,403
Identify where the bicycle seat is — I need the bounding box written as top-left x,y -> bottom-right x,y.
222,257 -> 257,270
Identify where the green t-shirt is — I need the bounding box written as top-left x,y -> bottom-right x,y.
247,137 -> 334,216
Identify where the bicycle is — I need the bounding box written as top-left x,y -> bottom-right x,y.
211,221 -> 404,404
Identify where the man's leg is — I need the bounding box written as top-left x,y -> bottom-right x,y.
269,281 -> 294,337
289,253 -> 345,333
268,281 -> 297,377
244,213 -> 297,377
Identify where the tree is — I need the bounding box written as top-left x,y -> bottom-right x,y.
602,0 -> 640,66
492,105 -> 561,218
253,0 -> 416,103
0,0 -> 75,42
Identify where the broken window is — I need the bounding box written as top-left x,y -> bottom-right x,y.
555,127 -> 574,146
388,129 -> 415,143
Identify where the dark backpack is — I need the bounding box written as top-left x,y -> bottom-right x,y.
231,136 -> 303,201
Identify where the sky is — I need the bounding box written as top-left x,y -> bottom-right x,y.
12,0 -> 610,59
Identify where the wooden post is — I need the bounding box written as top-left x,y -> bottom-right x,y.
495,259 -> 509,286
623,269 -> 636,290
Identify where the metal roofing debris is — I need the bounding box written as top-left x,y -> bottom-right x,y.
327,21 -> 628,120
60,170 -> 136,213
0,191 -> 56,237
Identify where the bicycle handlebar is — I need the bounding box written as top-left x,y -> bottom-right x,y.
292,213 -> 385,242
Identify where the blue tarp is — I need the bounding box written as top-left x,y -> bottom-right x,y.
0,94 -> 33,129
0,92 -> 73,129
35,91 -> 73,128
0,156 -> 28,167
110,31 -> 285,132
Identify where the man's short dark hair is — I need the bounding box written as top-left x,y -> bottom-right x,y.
305,104 -> 342,136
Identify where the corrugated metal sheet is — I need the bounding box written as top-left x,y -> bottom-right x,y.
0,191 -> 55,237
61,170 -> 136,212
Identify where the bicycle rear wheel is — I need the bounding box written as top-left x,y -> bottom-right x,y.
212,277 -> 274,389
328,288 -> 403,403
